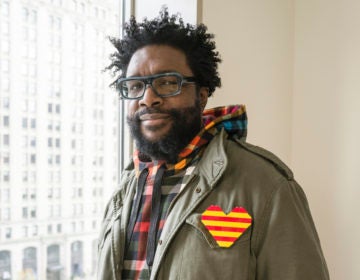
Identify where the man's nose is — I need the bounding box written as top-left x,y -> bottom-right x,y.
138,84 -> 163,107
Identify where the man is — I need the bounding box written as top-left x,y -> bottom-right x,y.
98,8 -> 329,280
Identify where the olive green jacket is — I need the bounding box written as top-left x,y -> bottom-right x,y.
97,130 -> 329,279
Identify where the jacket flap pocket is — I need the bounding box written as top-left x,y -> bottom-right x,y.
98,219 -> 113,249
186,213 -> 219,249
98,212 -> 122,250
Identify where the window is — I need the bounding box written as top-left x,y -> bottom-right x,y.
30,154 -> 36,164
48,137 -> 53,147
2,116 -> 9,127
23,247 -> 37,273
5,228 -> 11,239
1,76 -> 9,91
0,251 -> 11,279
30,137 -> 36,147
3,171 -> 10,182
1,208 -> 11,221
22,226 -> 28,237
1,189 -> 10,202
22,188 -> 29,200
3,134 -> 9,146
22,117 -> 28,128
2,0 -> 124,277
1,1 -> 9,17
2,97 -> 10,109
2,152 -> 10,164
22,207 -> 28,219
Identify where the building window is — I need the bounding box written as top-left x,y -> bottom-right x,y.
2,116 -> 9,127
47,244 -> 61,278
22,188 -> 29,200
32,225 -> 38,236
1,76 -> 9,91
30,188 -> 36,199
30,118 -> 36,129
30,137 -> 36,147
3,171 -> 10,182
23,247 -> 37,275
1,1 -> 10,17
2,97 -> 10,109
3,134 -> 9,146
1,208 -> 11,221
1,189 -> 10,203
22,226 -> 28,237
0,250 -> 11,278
1,152 -> 10,165
30,154 -> 36,164
48,137 -> 53,147
5,228 -> 11,239
22,117 -> 28,128
71,241 -> 84,278
22,207 -> 28,219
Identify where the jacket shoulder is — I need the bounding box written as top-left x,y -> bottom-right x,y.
231,138 -> 294,180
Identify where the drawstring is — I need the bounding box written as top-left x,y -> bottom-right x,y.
146,164 -> 166,268
125,165 -> 166,269
126,169 -> 149,248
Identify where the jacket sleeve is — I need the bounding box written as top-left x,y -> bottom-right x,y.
254,179 -> 330,279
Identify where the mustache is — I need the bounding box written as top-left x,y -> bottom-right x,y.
133,108 -> 176,119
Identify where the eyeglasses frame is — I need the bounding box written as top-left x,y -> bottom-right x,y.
116,72 -> 197,100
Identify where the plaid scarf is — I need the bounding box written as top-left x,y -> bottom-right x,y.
122,105 -> 247,279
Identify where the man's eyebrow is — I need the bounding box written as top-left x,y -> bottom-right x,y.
126,70 -> 180,78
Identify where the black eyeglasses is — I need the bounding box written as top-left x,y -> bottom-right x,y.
116,72 -> 197,100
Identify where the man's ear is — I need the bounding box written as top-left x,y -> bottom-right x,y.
199,87 -> 209,111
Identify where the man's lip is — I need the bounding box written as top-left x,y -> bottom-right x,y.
139,113 -> 170,121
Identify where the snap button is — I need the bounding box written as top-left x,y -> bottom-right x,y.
195,187 -> 201,193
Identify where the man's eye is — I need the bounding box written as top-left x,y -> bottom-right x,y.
157,78 -> 178,86
128,81 -> 144,91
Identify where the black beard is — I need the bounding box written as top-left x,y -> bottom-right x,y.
127,101 -> 202,163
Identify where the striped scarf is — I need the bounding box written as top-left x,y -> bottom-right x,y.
122,104 -> 247,279
134,104 -> 247,174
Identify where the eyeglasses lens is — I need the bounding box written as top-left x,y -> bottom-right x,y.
120,74 -> 181,99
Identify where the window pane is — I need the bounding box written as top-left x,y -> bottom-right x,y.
1,0 -> 123,278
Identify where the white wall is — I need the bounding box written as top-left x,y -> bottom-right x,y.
293,0 -> 360,278
202,0 -> 294,164
203,0 -> 360,279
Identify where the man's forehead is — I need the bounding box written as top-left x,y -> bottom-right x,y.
126,45 -> 190,77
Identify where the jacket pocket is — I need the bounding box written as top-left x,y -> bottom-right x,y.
185,212 -> 252,249
98,217 -> 114,250
185,213 -> 219,248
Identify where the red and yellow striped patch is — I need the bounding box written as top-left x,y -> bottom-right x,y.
201,205 -> 252,248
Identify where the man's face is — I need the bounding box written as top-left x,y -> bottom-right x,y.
126,45 -> 208,162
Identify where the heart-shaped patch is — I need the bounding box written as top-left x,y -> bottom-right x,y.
201,205 -> 252,248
